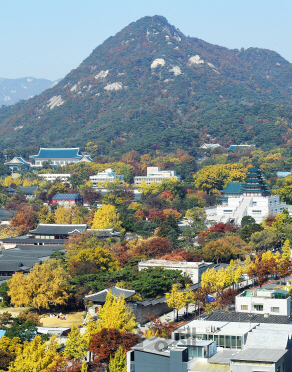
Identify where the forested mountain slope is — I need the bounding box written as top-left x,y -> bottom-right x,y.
1,15 -> 292,154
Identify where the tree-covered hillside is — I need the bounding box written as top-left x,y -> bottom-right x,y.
1,15 -> 292,154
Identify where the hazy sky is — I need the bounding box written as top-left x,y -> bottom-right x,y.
1,0 -> 292,81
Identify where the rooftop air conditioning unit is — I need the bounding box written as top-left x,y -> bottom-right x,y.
264,313 -> 269,318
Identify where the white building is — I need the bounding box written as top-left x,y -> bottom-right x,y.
38,174 -> 72,183
200,143 -> 221,149
134,166 -> 180,185
138,259 -> 214,284
89,168 -> 124,187
206,168 -> 290,224
236,289 -> 291,317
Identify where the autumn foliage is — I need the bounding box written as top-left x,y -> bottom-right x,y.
89,328 -> 139,369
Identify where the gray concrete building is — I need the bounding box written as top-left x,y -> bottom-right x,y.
128,321 -> 292,372
138,260 -> 214,284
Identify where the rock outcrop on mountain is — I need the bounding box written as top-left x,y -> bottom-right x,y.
1,15 -> 292,154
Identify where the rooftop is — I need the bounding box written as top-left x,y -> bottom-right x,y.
5,157 -> 31,166
0,260 -> 38,272
84,286 -> 136,303
14,244 -> 65,251
229,145 -> 255,150
20,186 -> 38,194
239,288 -> 289,299
175,320 -> 257,336
200,143 -> 221,148
30,148 -> 83,160
1,237 -> 65,244
175,338 -> 213,347
139,259 -> 212,268
0,209 -> 16,220
208,350 -> 239,365
131,337 -> 174,356
206,310 -> 290,324
220,182 -> 245,195
231,348 -> 287,363
52,193 -> 82,200
244,327 -> 291,349
29,224 -> 87,235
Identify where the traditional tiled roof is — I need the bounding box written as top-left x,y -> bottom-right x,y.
220,182 -> 245,195
52,193 -> 82,200
84,286 -> 136,303
80,155 -> 92,162
243,167 -> 270,195
20,186 -> 38,194
30,148 -> 83,160
89,229 -> 121,237
14,244 -> 65,251
29,223 -> 87,235
0,260 -> 38,272
229,145 -> 255,151
6,187 -> 16,193
1,237 -> 65,245
1,249 -> 57,259
0,209 -> 16,221
5,157 -> 31,166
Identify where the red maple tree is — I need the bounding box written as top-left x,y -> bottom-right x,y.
89,328 -> 139,369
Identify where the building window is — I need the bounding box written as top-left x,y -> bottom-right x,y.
130,351 -> 135,361
253,304 -> 263,311
271,307 -> 280,313
241,305 -> 248,311
214,335 -> 219,345
252,210 -> 262,213
131,365 -> 135,372
252,202 -> 257,206
231,336 -> 236,348
223,210 -> 233,213
218,335 -> 224,347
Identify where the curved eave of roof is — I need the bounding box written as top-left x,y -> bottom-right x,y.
30,148 -> 82,159
5,157 -> 31,166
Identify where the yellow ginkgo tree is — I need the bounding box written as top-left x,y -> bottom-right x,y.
8,260 -> 70,312
95,290 -> 137,333
64,324 -> 87,359
91,204 -> 122,230
183,284 -> 195,316
165,284 -> 186,321
6,334 -> 60,372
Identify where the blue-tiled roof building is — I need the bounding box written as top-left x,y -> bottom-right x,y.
220,182 -> 245,196
229,144 -> 255,151
30,148 -> 92,167
4,157 -> 31,171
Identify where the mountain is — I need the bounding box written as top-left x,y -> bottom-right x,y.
1,15 -> 292,155
0,77 -> 59,106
